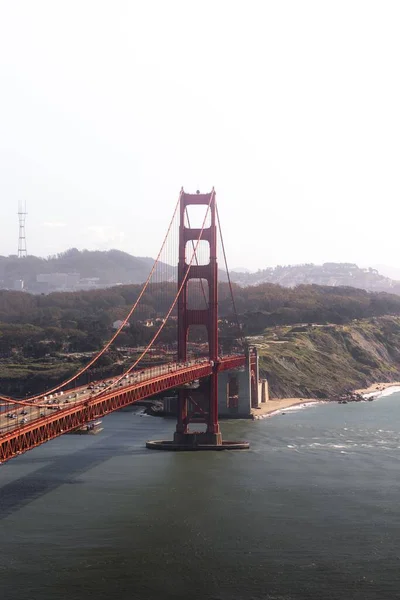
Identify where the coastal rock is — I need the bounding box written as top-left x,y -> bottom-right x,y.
255,316 -> 400,400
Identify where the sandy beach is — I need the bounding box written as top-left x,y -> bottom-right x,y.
354,381 -> 400,395
251,382 -> 400,419
251,397 -> 320,419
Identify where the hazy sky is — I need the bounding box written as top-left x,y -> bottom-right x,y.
1,1 -> 399,271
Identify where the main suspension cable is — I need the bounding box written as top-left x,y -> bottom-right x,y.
88,191 -> 215,401
0,190 -> 183,403
216,204 -> 244,346
0,192 -> 214,416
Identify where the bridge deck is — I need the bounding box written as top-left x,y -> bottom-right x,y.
0,355 -> 246,463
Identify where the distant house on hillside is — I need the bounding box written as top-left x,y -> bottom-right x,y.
112,319 -> 130,330
143,318 -> 166,327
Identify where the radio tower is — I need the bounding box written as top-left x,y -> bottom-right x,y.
18,200 -> 27,258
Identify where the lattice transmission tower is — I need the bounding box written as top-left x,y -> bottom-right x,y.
18,200 -> 27,258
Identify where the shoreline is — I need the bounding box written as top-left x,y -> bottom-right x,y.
252,381 -> 400,420
251,397 -> 320,419
354,381 -> 400,396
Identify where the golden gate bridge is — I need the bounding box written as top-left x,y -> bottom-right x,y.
0,189 -> 258,462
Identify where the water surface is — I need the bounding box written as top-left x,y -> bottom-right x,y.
1,397 -> 400,600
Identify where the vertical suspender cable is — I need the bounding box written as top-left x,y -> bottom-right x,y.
216,205 -> 245,347
0,191 -> 183,403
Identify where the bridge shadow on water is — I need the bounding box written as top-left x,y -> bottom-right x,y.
0,433 -> 151,519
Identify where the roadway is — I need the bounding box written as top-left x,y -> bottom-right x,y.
0,358 -> 211,437
0,354 -> 248,463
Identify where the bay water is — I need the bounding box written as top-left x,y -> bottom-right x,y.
2,394 -> 400,600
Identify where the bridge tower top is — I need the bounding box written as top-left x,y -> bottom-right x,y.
177,188 -> 217,363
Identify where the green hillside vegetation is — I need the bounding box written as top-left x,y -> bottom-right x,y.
2,249 -> 400,295
2,281 -> 400,327
254,317 -> 400,398
1,282 -> 400,359
2,282 -> 400,397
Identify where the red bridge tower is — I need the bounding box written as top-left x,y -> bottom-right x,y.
175,188 -> 221,445
147,188 -> 249,451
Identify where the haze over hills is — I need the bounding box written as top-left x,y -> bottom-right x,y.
1,248 -> 400,296
0,248 -> 175,293
372,264 -> 400,281
230,262 -> 400,294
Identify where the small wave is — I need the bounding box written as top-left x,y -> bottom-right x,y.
379,386 -> 400,397
259,402 -> 320,419
264,410 -> 281,418
278,402 -> 321,413
306,442 -> 358,450
364,386 -> 400,400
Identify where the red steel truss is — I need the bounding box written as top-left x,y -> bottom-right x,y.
0,355 -> 245,463
0,188 -> 251,461
176,190 -> 220,437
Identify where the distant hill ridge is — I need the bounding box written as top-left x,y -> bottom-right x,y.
230,262 -> 400,294
1,249 -> 400,295
0,248 -> 175,292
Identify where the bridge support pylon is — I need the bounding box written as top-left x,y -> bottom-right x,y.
146,188 -> 249,451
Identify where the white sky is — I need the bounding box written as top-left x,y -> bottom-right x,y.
0,0 -> 399,271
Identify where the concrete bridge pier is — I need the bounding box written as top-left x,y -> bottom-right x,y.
218,347 -> 267,418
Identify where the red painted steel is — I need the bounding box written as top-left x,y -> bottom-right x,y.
0,356 -> 246,463
0,193 -> 183,405
0,189 -> 250,462
177,190 -> 219,435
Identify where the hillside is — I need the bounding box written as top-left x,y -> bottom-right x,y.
0,248 -> 174,292
2,282 -> 400,396
1,282 -> 400,332
2,249 -> 400,296
252,317 -> 400,399
230,262 -> 400,294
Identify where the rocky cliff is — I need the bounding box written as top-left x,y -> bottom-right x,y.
252,316 -> 400,399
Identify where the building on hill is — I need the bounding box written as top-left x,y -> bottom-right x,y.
12,279 -> 24,291
112,319 -> 130,330
36,272 -> 80,292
